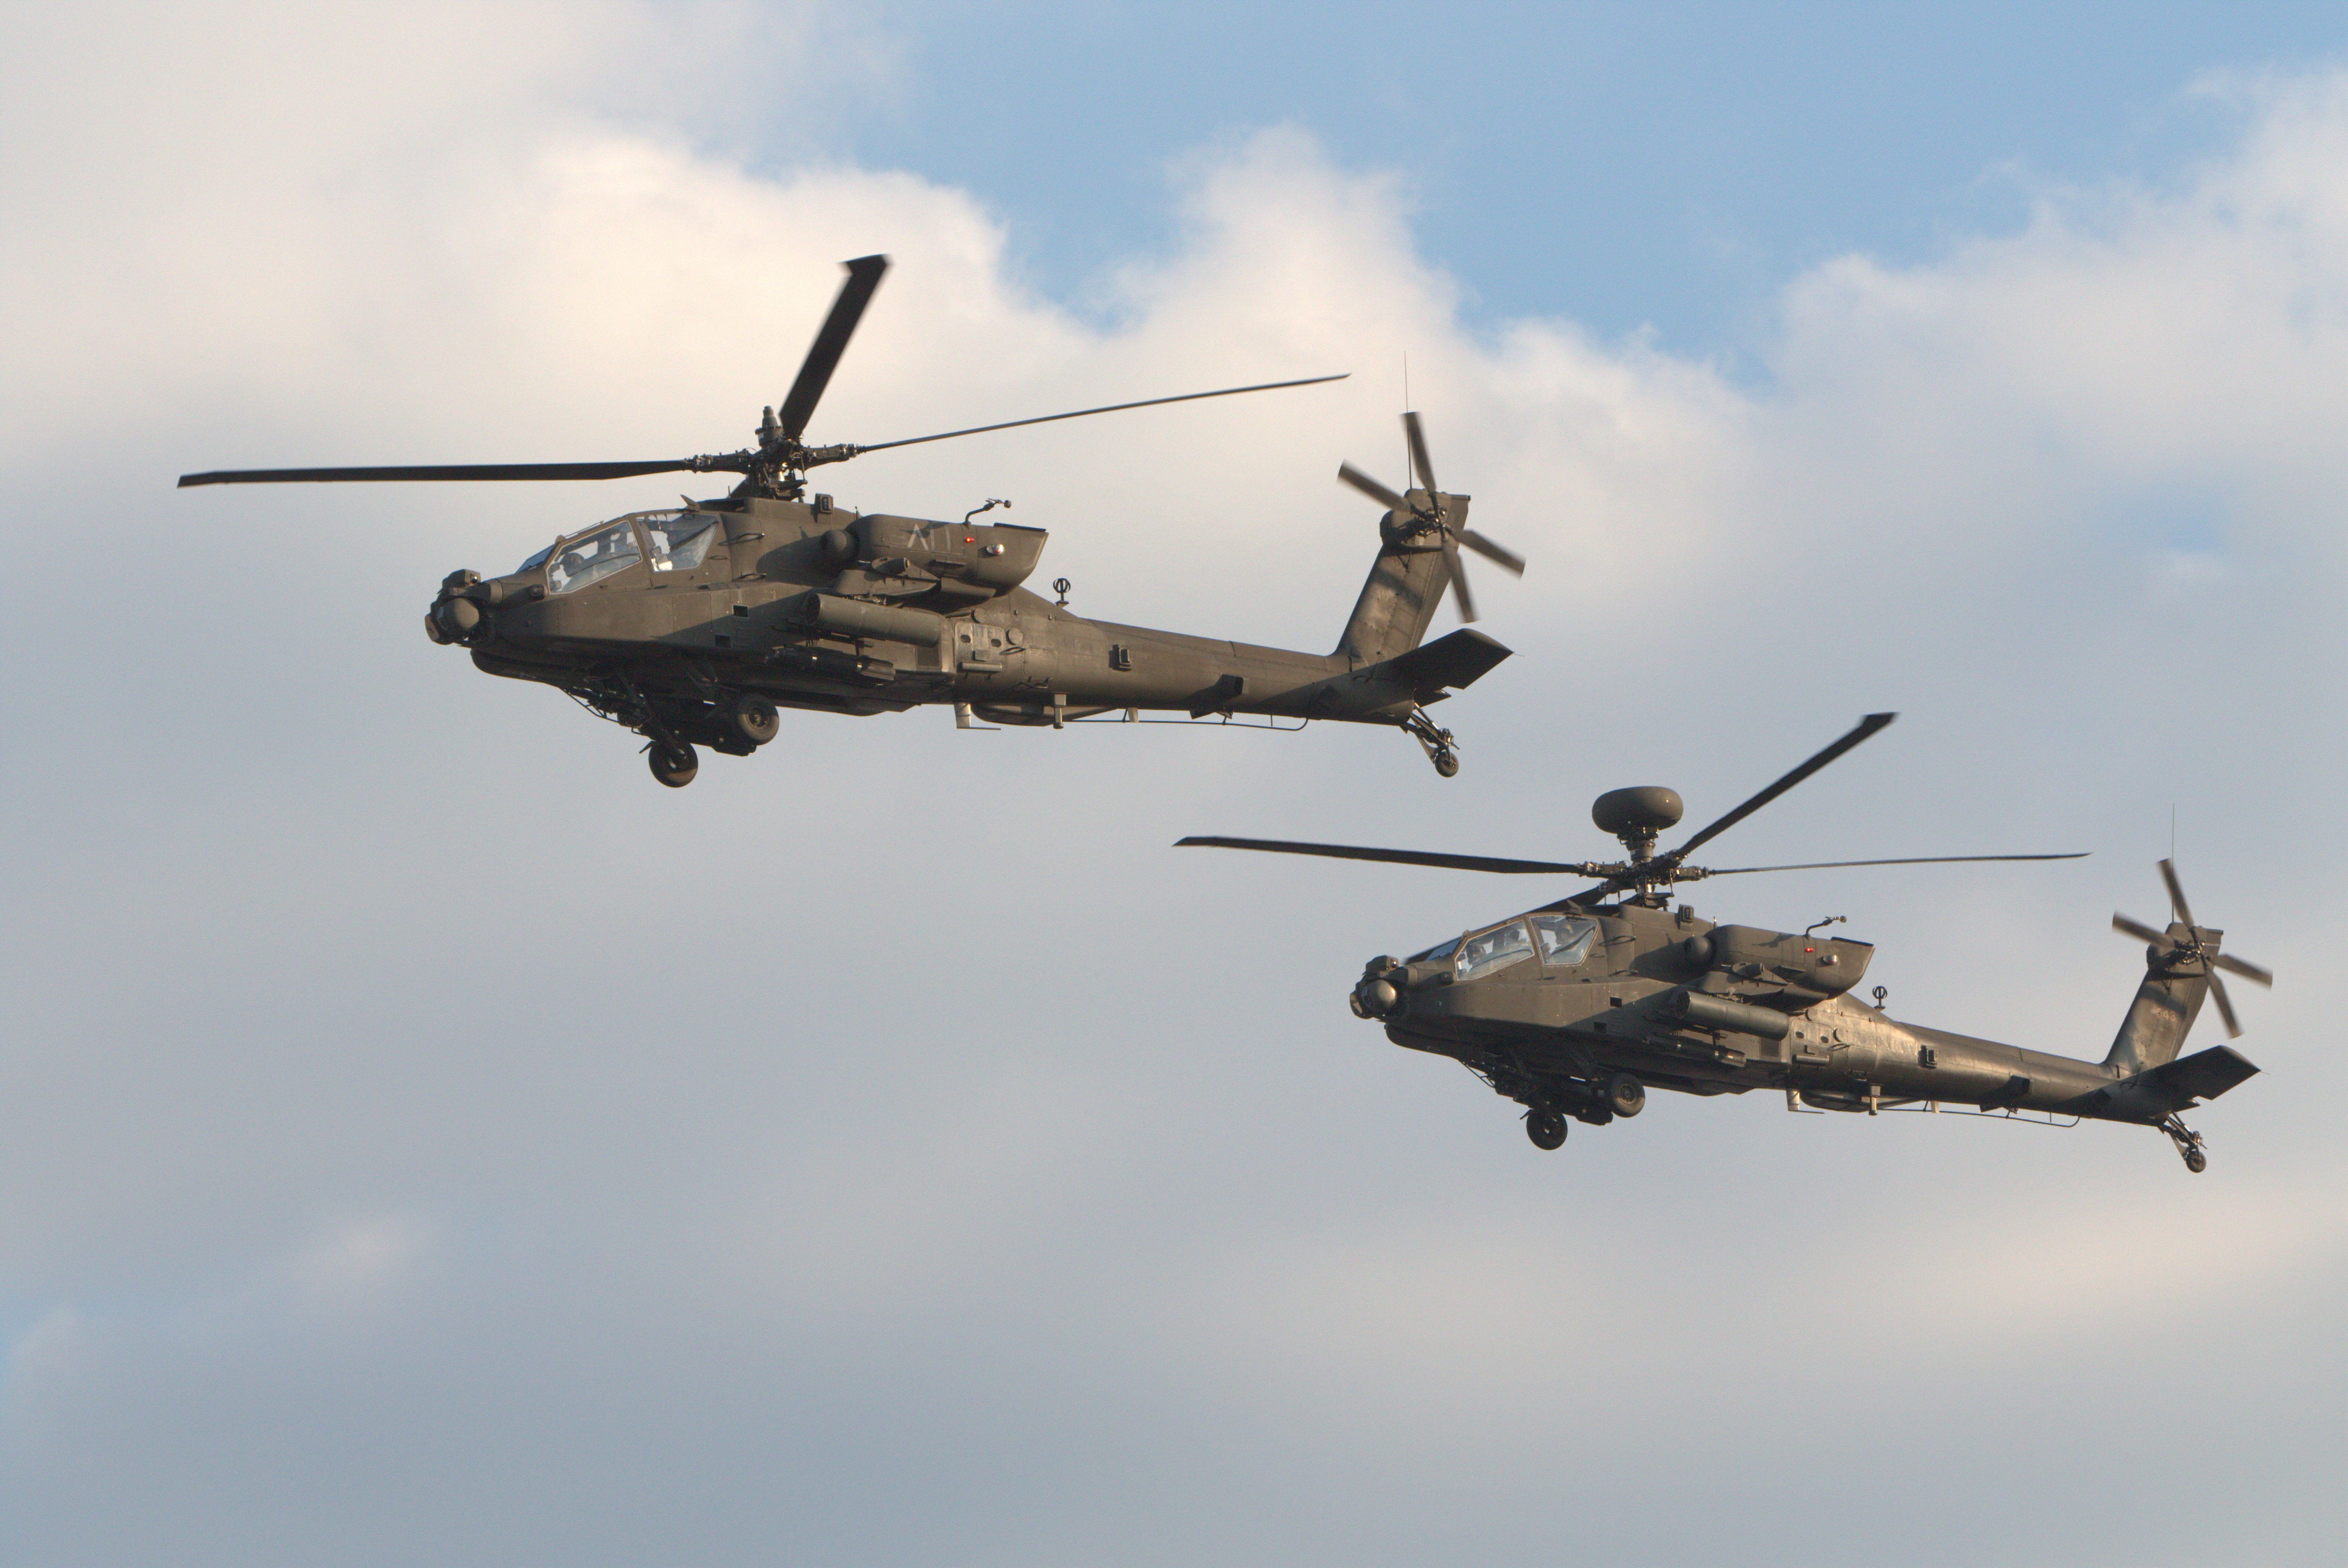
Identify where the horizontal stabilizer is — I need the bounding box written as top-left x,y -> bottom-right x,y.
1372,627 -> 1512,694
2131,1044 -> 2260,1110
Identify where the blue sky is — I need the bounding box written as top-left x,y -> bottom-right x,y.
3,5 -> 2345,1565
828,2 -> 2348,351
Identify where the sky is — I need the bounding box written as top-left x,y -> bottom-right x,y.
3,4 -> 2346,1565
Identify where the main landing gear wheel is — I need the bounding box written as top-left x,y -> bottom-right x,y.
1526,1108 -> 1567,1150
649,740 -> 699,788
2184,1145 -> 2208,1174
729,693 -> 780,747
1604,1073 -> 1646,1119
1432,749 -> 1460,778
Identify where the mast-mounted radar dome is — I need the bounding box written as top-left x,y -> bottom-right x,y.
1593,786 -> 1684,838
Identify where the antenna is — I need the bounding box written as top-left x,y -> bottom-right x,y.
1401,352 -> 1411,477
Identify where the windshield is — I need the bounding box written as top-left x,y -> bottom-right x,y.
1530,913 -> 1600,968
547,521 -> 643,594
643,511 -> 721,573
518,543 -> 554,573
1408,936 -> 1461,963
1456,920 -> 1534,981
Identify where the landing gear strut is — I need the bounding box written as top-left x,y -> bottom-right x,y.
1402,707 -> 1460,778
2161,1114 -> 2209,1174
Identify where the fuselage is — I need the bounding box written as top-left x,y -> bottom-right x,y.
1363,899 -> 2152,1124
433,495 -> 1497,742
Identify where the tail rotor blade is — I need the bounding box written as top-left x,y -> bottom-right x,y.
2214,951 -> 2275,987
1338,462 -> 1409,513
777,255 -> 889,441
2113,913 -> 2170,946
1404,410 -> 1438,496
1459,528 -> 1526,576
2207,970 -> 2242,1037
2158,857 -> 2196,929
1442,532 -> 1478,623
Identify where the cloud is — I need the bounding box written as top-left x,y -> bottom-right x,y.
2,19 -> 2344,1567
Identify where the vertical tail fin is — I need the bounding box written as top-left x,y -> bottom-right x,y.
2105,924 -> 2217,1077
1334,491 -> 1458,664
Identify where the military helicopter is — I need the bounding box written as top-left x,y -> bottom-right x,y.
179,255 -> 1524,785
1181,714 -> 2274,1173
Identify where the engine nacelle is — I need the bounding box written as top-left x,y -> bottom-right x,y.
787,592 -> 947,647
1699,924 -> 1873,1002
856,515 -> 1048,596
1671,990 -> 1792,1039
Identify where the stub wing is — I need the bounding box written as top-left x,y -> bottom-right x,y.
2132,1044 -> 2260,1108
1370,627 -> 1512,697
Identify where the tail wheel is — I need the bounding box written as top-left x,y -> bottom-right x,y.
1525,1109 -> 1567,1150
649,741 -> 699,788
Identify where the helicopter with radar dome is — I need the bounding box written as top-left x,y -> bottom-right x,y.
1183,713 -> 2272,1173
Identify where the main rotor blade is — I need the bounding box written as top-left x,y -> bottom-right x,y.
1404,410 -> 1438,496
1666,713 -> 1899,863
2157,858 -> 2196,929
2113,913 -> 2172,946
2207,970 -> 2242,1037
1702,852 -> 2088,877
1459,528 -> 1526,576
177,458 -> 725,487
1338,461 -> 1409,512
1441,533 -> 1478,623
2214,951 -> 2275,987
1175,836 -> 1588,875
857,374 -> 1349,456
778,254 -> 889,442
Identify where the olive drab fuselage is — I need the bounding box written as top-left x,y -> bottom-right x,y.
1352,894 -> 2260,1163
1191,715 -> 2266,1172
426,488 -> 1511,769
191,253 -> 1520,782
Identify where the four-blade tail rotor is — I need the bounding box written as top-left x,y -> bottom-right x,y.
1337,411 -> 1524,623
2112,859 -> 2274,1038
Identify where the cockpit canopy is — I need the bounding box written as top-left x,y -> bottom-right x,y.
1412,912 -> 1601,981
519,509 -> 722,591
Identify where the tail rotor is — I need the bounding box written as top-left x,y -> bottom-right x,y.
2113,858 -> 2274,1038
1337,411 -> 1523,624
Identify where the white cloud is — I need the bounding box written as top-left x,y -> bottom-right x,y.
280,1213 -> 434,1306
3,19 -> 2345,1566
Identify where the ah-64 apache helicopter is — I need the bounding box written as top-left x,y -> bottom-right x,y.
1183,713 -> 2274,1173
180,255 -> 1523,785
